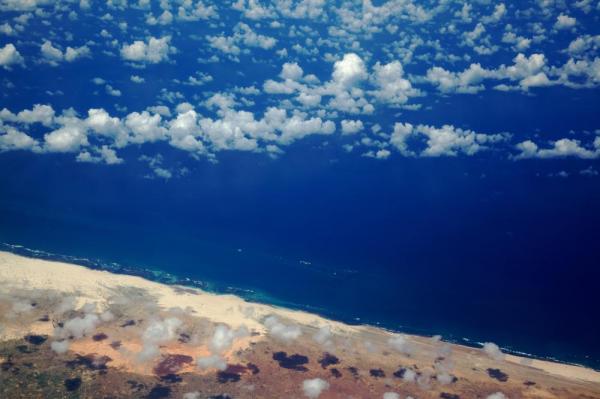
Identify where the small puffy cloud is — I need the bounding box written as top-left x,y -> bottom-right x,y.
302,378 -> 329,398
197,354 -> 227,370
207,35 -> 240,55
426,63 -> 491,94
121,36 -> 174,63
554,14 -> 577,30
0,23 -> 15,36
313,325 -> 333,348
10,299 -> 34,313
64,45 -> 91,62
515,138 -> 599,159
207,23 -> 276,57
131,75 -> 145,83
41,41 -> 63,62
364,148 -> 391,159
388,334 -> 415,355
139,154 -> 174,179
437,372 -> 455,385
125,111 -> 167,143
41,41 -> 90,65
2,104 -> 56,126
332,53 -> 368,87
402,368 -> 417,382
209,324 -> 249,354
482,3 -> 506,23
232,0 -> 274,20
264,315 -> 302,342
0,0 -> 50,11
168,110 -> 206,152
146,10 -> 174,26
418,125 -> 506,157
502,31 -> 531,52
77,145 -> 123,165
280,62 -> 304,80
44,123 -> 88,153
0,43 -> 24,69
147,105 -> 171,117
175,102 -> 194,114
177,1 -> 217,21
55,296 -> 77,314
566,35 -> 600,56
236,22 -> 277,49
341,119 -> 363,135
482,342 -> 504,361
139,317 -> 182,361
370,61 -> 419,105
105,84 -> 121,97
427,53 -> 555,93
0,127 -> 40,152
50,340 -> 70,354
85,108 -> 126,144
54,313 -> 100,339
389,123 -> 507,157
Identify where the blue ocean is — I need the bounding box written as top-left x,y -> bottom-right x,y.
2,146 -> 600,370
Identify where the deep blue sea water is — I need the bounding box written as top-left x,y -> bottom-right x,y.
1,144 -> 600,370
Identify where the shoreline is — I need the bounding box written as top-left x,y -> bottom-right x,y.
1,243 -> 598,374
1,249 -> 599,386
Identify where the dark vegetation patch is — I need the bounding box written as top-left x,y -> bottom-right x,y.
1,358 -> 15,372
64,377 -> 82,391
16,345 -> 33,353
153,354 -> 193,376
318,353 -> 339,369
393,368 -> 406,378
370,368 -> 385,378
346,366 -> 359,378
217,371 -> 241,383
110,341 -> 122,350
66,354 -> 112,371
159,373 -> 182,384
92,333 -> 108,341
38,315 -> 50,322
440,393 -> 460,399
487,368 -> 509,382
178,333 -> 191,343
146,384 -> 171,399
127,380 -> 146,392
272,352 -> 309,371
120,320 -> 136,328
330,368 -> 342,378
210,395 -> 233,399
25,335 -> 47,345
524,381 -> 536,386
246,363 -> 260,374
217,363 -> 260,383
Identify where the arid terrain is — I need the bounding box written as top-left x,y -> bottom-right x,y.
1,251 -> 599,399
